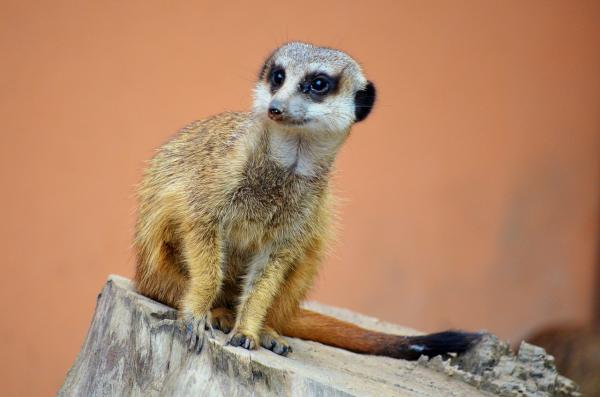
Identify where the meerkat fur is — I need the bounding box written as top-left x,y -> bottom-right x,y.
134,42 -> 480,358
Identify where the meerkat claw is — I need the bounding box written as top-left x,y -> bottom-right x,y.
260,328 -> 292,356
228,331 -> 257,350
182,314 -> 207,354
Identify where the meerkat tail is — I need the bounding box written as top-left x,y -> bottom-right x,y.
281,309 -> 481,360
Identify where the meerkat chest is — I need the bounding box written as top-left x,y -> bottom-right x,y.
225,158 -> 324,248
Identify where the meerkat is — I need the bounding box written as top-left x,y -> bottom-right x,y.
134,42 -> 480,358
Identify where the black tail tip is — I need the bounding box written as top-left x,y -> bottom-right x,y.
403,330 -> 483,360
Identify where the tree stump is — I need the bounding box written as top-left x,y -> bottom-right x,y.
60,275 -> 580,396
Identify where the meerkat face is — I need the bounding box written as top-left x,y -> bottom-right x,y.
253,42 -> 376,134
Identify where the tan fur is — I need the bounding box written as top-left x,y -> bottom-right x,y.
133,42 -> 367,355
134,42 -> 477,360
134,108 -> 336,351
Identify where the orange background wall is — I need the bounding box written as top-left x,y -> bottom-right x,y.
1,1 -> 599,395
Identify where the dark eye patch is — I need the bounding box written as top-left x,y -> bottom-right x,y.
266,64 -> 286,93
270,69 -> 285,87
298,72 -> 339,101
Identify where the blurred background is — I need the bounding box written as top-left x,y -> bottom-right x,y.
1,1 -> 599,395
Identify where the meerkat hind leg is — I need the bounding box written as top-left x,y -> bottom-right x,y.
210,307 -> 235,334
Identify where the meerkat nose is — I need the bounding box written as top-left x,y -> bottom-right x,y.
268,104 -> 285,121
269,106 -> 282,115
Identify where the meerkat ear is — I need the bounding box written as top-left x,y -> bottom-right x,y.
354,81 -> 376,122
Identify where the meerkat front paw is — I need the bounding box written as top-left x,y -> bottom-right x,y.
181,312 -> 210,353
260,327 -> 292,356
228,330 -> 258,350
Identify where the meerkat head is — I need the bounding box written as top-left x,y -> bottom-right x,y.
253,42 -> 376,133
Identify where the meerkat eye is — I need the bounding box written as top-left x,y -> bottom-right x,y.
270,69 -> 285,87
310,76 -> 331,95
